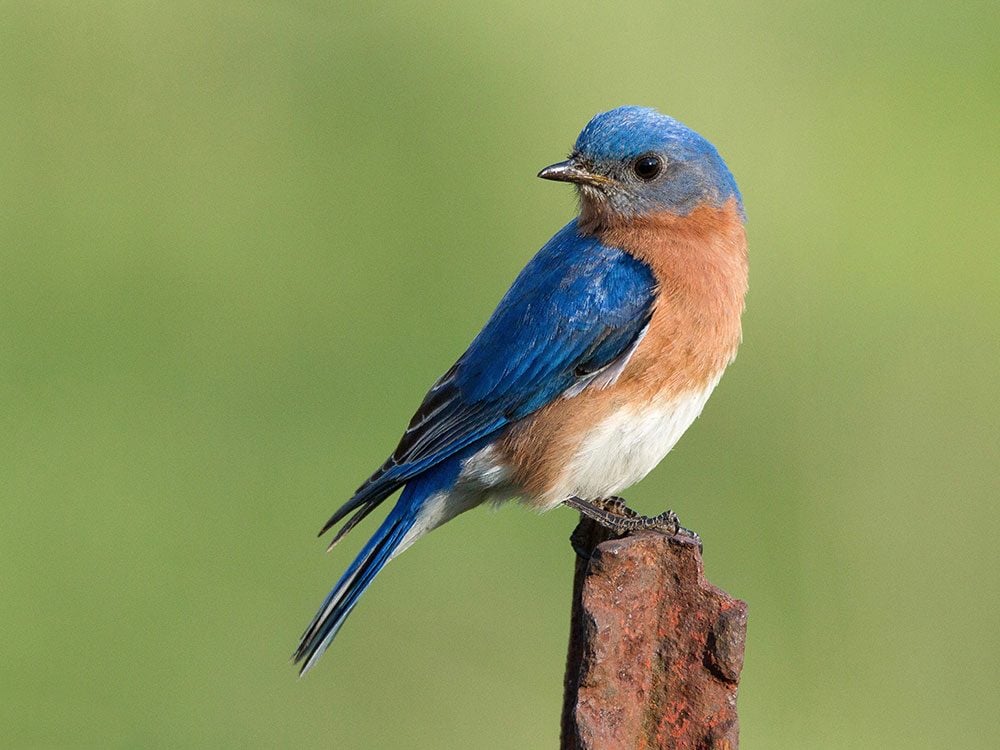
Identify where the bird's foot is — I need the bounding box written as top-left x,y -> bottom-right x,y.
594,496 -> 639,518
564,495 -> 676,532
564,496 -> 702,550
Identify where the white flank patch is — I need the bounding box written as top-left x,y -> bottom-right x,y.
393,445 -> 512,557
544,373 -> 724,507
562,323 -> 649,398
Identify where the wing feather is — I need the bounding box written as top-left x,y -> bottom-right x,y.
320,220 -> 657,541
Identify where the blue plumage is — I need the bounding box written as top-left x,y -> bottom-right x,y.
295,449 -> 473,673
571,105 -> 742,217
457,219 -> 656,407
318,220 -> 655,537
296,219 -> 655,672
575,105 -> 717,161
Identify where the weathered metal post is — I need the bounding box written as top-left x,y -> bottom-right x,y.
561,517 -> 747,750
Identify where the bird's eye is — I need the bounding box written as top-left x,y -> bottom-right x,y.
633,155 -> 662,180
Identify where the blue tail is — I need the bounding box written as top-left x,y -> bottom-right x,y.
293,497 -> 418,674
294,448 -> 479,675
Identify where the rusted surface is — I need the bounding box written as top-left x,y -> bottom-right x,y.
561,517 -> 747,750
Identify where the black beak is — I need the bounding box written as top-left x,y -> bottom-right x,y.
537,160 -> 613,187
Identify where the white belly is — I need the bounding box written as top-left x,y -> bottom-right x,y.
396,373 -> 723,552
548,374 -> 723,505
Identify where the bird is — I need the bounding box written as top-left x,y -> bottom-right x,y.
294,105 -> 748,674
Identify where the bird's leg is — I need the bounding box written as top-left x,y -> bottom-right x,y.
564,496 -> 702,549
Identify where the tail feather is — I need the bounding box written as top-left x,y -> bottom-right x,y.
324,502 -> 379,552
293,502 -> 417,674
296,445 -> 481,674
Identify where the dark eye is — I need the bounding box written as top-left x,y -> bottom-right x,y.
633,155 -> 662,180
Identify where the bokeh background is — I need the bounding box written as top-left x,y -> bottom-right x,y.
2,2 -> 998,748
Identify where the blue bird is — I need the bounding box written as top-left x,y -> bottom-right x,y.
294,106 -> 748,674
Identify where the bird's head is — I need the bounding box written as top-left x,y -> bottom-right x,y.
539,106 -> 743,226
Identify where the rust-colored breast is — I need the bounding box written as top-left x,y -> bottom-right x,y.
599,198 -> 748,396
499,199 -> 748,502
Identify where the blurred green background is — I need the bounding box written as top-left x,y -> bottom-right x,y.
2,2 -> 998,748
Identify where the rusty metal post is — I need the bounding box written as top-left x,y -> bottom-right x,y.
561,517 -> 747,750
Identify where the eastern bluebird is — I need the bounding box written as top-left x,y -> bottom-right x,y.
294,106 -> 748,674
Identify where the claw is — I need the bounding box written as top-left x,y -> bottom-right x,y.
672,523 -> 703,552
601,496 -> 638,518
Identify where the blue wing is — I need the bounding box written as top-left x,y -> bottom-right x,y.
319,219 -> 657,542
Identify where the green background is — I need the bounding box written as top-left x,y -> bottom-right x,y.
3,2 -> 998,748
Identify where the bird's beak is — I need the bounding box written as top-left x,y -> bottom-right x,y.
537,160 -> 613,187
